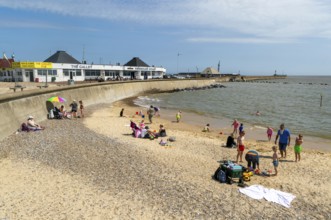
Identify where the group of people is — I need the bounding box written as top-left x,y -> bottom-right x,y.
130,120 -> 167,139
230,119 -> 303,176
51,100 -> 84,119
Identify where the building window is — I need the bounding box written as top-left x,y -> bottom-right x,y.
37,69 -> 57,76
85,70 -> 100,76
76,70 -> 82,76
63,69 -> 69,76
105,70 -> 116,77
123,72 -> 131,77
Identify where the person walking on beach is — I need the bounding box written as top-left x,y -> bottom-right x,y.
147,105 -> 155,124
274,123 -> 291,158
294,134 -> 303,162
236,131 -> 245,163
267,127 -> 273,141
176,111 -> 182,123
232,119 -> 239,136
272,146 -> 279,176
79,100 -> 84,118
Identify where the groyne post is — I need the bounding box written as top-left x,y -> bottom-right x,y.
320,94 -> 323,107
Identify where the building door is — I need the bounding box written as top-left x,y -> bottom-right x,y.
29,71 -> 34,82
70,70 -> 74,80
130,72 -> 135,80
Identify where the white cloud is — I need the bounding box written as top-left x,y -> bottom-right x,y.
187,37 -> 295,44
1,0 -> 331,41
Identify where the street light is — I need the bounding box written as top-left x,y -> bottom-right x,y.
177,52 -> 182,74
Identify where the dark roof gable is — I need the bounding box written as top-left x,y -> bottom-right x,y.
0,58 -> 14,68
44,50 -> 81,64
124,57 -> 149,67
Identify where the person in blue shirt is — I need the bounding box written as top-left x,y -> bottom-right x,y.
239,123 -> 244,133
274,123 -> 291,158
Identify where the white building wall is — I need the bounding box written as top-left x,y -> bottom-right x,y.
7,63 -> 166,82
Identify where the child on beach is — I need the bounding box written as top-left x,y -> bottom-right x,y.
139,120 -> 145,129
232,119 -> 239,136
236,131 -> 245,163
202,124 -> 210,132
294,134 -> 303,162
176,111 -> 182,123
267,127 -> 273,141
79,100 -> 84,118
120,108 -> 124,117
272,146 -> 279,176
239,123 -> 244,133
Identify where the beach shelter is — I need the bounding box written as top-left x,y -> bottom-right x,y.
201,67 -> 221,77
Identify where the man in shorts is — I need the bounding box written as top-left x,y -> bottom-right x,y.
274,123 -> 291,158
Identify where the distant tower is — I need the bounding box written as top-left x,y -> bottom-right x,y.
217,60 -> 220,72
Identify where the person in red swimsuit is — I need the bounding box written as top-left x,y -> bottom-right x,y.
236,130 -> 245,163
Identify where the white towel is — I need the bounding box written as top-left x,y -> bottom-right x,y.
239,185 -> 296,208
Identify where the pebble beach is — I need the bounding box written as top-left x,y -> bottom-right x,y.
0,100 -> 331,219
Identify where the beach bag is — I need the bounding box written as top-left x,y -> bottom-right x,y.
168,136 -> 176,142
21,123 -> 30,132
214,167 -> 226,183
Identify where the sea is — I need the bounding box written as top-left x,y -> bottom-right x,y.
134,76 -> 331,140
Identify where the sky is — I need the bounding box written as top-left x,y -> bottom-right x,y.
1,0 -> 331,75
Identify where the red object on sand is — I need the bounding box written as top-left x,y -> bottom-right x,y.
136,112 -> 138,115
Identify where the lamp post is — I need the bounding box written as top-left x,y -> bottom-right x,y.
177,52 -> 182,74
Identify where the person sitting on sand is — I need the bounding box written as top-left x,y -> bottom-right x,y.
60,105 -> 69,118
236,131 -> 245,163
272,146 -> 279,176
226,134 -> 236,148
294,134 -> 303,162
139,120 -> 145,129
120,108 -> 124,117
27,116 -> 45,130
157,124 -> 167,137
141,126 -> 149,138
202,124 -> 210,132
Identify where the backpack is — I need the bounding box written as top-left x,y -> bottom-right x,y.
214,167 -> 226,183
21,123 -> 30,132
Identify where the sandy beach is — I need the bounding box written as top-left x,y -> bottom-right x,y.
0,99 -> 331,219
